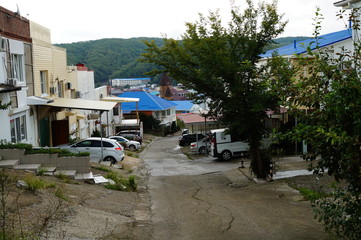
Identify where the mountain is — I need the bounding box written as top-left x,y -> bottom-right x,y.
56,37 -> 164,86
56,36 -> 310,86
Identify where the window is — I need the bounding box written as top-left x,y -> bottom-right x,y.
11,54 -> 24,82
10,115 -> 27,143
40,71 -> 48,94
57,81 -> 64,97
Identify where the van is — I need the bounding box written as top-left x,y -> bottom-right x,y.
210,129 -> 249,161
210,128 -> 271,161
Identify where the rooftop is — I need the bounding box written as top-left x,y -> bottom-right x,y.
260,29 -> 352,58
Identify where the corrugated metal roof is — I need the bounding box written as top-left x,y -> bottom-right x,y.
260,29 -> 352,58
172,100 -> 194,111
118,91 -> 177,111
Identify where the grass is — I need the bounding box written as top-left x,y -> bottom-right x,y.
298,187 -> 329,201
92,165 -> 111,172
23,173 -> 56,192
104,171 -> 137,191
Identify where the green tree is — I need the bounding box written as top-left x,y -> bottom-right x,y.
265,8 -> 361,240
141,0 -> 286,178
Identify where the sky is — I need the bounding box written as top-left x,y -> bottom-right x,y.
0,0 -> 349,44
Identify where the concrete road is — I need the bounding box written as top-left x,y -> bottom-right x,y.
135,135 -> 328,240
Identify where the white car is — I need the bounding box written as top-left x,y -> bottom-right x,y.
59,137 -> 124,164
190,138 -> 210,154
108,136 -> 141,151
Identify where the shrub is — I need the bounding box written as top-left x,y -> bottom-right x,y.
313,190 -> 361,240
23,174 -> 56,192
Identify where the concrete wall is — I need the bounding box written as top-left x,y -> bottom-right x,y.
0,149 -> 91,173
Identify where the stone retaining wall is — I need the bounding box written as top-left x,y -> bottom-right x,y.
0,149 -> 90,173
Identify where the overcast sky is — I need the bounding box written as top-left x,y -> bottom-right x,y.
0,0 -> 349,44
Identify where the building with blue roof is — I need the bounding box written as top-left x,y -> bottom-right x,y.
260,29 -> 352,58
118,91 -> 177,126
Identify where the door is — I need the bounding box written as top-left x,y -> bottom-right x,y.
39,117 -> 50,147
52,120 -> 69,146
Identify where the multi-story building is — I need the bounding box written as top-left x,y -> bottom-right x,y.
111,78 -> 151,87
0,6 -> 35,145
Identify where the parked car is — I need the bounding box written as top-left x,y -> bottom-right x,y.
116,130 -> 143,144
179,133 -> 205,147
58,137 -> 124,164
108,136 -> 141,151
190,137 -> 211,154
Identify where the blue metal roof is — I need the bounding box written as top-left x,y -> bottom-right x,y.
172,100 -> 194,111
260,29 -> 352,58
118,91 -> 177,111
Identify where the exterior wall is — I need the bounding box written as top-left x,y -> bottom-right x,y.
111,78 -> 151,87
0,7 -> 34,146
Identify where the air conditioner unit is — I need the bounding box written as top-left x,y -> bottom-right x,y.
7,78 -> 17,86
50,87 -> 56,94
66,82 -> 72,90
76,91 -> 81,98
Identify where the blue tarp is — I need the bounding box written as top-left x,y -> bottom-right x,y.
118,91 -> 177,111
260,29 -> 352,58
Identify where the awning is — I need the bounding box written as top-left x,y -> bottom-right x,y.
27,97 -> 117,111
27,96 -> 54,105
101,96 -> 139,103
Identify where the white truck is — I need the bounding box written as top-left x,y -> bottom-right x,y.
210,128 -> 271,161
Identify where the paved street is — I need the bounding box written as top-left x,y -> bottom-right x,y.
135,135 -> 328,240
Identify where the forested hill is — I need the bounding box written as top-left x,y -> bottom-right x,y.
56,36 -> 310,86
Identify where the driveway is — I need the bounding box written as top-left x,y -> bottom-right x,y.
134,135 -> 329,240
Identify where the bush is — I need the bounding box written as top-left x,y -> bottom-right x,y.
313,189 -> 361,240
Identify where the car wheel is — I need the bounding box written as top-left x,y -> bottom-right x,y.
104,156 -> 116,164
221,150 -> 232,161
199,146 -> 207,154
129,145 -> 136,151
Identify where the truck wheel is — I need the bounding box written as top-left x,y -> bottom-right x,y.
221,150 -> 232,161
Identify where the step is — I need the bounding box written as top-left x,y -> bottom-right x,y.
13,164 -> 41,172
0,159 -> 20,168
75,172 -> 94,180
40,166 -> 57,176
54,170 -> 77,179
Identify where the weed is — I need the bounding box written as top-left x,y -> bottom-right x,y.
36,168 -> 47,176
55,186 -> 68,201
104,171 -> 137,191
298,187 -> 329,201
23,174 -> 56,192
92,165 -> 111,172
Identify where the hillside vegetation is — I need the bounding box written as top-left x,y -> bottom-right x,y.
56,36 -> 310,86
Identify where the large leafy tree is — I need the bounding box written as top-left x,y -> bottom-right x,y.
265,8 -> 361,240
141,0 -> 286,178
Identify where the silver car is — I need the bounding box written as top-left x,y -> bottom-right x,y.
108,136 -> 141,151
190,138 -> 210,154
59,137 -> 124,164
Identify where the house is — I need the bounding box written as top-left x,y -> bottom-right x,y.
27,22 -> 118,147
0,7 -> 34,146
260,27 -> 353,154
260,29 -> 352,60
176,113 -> 223,134
118,91 -> 177,127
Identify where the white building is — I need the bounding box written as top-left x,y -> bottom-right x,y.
111,78 -> 151,87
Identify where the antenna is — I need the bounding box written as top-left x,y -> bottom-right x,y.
15,4 -> 22,19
